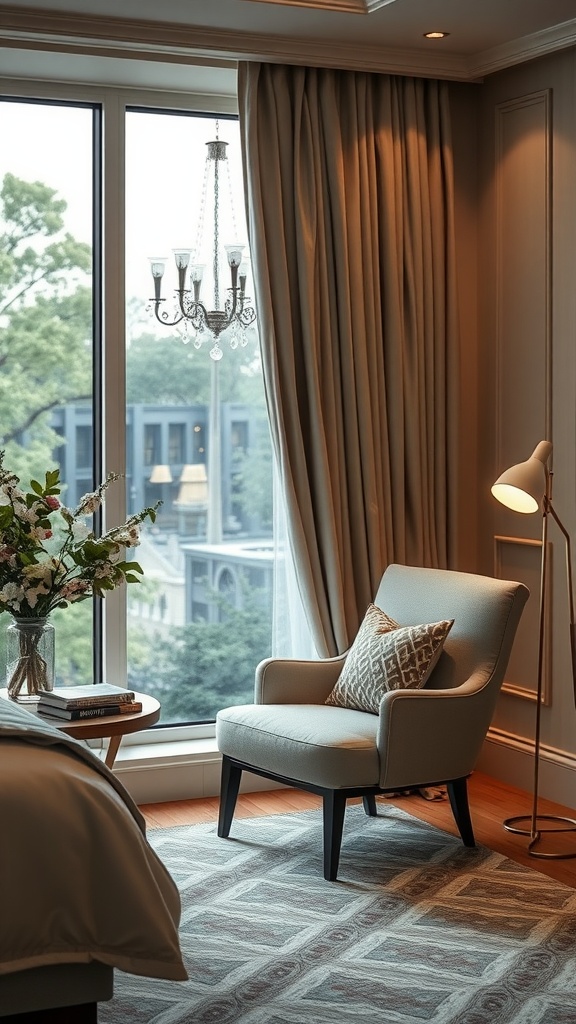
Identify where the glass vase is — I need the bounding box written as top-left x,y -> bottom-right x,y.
6,617 -> 55,702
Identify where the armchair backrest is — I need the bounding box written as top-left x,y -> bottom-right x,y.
374,563 -> 529,693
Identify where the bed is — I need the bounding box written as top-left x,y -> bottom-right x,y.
0,696 -> 187,1021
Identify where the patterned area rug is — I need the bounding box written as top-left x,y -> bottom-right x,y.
99,803 -> 576,1024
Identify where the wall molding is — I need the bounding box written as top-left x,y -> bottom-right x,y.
468,18 -> 576,79
237,0 -> 401,12
494,535 -> 551,704
1,5 -> 575,82
478,726 -> 576,811
0,5 -> 469,81
486,725 -> 576,767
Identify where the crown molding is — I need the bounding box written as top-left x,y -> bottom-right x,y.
468,16 -> 576,78
237,0 -> 399,12
0,4 -> 574,83
0,6 -> 471,80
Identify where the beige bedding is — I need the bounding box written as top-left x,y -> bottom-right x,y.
0,696 -> 187,981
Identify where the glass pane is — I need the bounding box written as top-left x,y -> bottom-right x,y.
0,99 -> 95,687
125,110 -> 273,725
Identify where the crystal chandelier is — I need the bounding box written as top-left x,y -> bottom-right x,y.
147,122 -> 257,361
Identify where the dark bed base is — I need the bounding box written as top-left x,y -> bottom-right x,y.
2,1003 -> 97,1023
0,963 -> 112,1023
218,754 -> 475,881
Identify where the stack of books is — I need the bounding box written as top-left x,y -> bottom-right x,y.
37,683 -> 142,721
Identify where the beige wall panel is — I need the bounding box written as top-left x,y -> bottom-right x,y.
478,48 -> 576,801
494,91 -> 551,477
491,90 -> 552,744
494,535 -> 551,704
448,84 -> 481,572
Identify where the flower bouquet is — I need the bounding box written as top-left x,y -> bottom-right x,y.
0,450 -> 159,700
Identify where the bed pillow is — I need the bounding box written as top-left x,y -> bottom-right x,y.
325,603 -> 453,714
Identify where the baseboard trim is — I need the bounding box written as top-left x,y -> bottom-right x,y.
477,726 -> 576,812
111,740 -> 281,804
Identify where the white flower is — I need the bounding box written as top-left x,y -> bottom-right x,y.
94,563 -> 116,580
76,491 -> 102,516
60,579 -> 91,602
12,501 -> 39,525
29,526 -> 52,542
3,483 -> 25,503
0,582 -> 25,610
0,547 -> 16,567
0,452 -> 157,619
23,563 -> 54,584
114,526 -> 141,547
23,585 -> 49,609
71,520 -> 91,542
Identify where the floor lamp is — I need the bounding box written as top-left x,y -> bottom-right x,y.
491,440 -> 576,858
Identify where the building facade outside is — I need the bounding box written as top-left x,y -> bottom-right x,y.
51,401 -> 273,632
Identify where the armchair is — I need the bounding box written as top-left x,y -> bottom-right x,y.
216,564 -> 529,880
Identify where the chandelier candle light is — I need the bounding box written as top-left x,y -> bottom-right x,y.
148,129 -> 256,362
491,440 -> 576,858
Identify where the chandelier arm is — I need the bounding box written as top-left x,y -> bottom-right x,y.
179,295 -> 211,333
237,305 -> 257,327
151,301 -> 183,328
147,123 -> 257,353
178,290 -> 200,317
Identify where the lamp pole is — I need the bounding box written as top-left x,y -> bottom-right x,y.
493,442 -> 576,857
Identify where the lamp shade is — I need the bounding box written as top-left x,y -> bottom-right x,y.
491,440 -> 552,514
179,463 -> 206,483
149,464 -> 172,484
175,464 -> 208,506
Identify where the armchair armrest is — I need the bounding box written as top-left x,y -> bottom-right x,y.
377,673 -> 494,790
255,655 -> 345,705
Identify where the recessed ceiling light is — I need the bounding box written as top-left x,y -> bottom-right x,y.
424,31 -> 450,39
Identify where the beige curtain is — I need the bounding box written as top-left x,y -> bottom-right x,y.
239,63 -> 459,657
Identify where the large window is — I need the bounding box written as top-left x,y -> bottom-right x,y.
125,109 -> 273,725
0,98 -> 95,686
0,94 -> 274,727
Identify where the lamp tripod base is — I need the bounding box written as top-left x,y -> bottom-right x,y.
504,814 -> 576,859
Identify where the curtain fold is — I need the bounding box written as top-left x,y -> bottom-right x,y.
239,63 -> 459,657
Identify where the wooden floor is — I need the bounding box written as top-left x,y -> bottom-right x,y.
140,771 -> 576,889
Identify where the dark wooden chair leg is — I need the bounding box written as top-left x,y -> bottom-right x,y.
322,790 -> 347,881
447,777 -> 475,847
362,794 -> 378,817
218,755 -> 243,838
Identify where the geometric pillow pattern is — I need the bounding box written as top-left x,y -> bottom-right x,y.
325,603 -> 453,714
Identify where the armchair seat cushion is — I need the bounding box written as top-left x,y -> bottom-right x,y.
216,703 -> 380,789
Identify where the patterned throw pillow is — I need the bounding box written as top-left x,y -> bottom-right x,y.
325,603 -> 453,714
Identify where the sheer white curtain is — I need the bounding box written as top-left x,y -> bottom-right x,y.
272,465 -> 317,659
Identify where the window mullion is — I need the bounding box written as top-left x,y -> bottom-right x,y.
101,91 -> 127,687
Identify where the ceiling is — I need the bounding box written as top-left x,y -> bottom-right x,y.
1,0 -> 576,93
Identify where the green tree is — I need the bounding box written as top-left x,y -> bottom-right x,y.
127,589 -> 272,722
0,173 -> 94,683
0,172 -> 92,481
126,313 -> 264,406
232,422 -> 274,530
